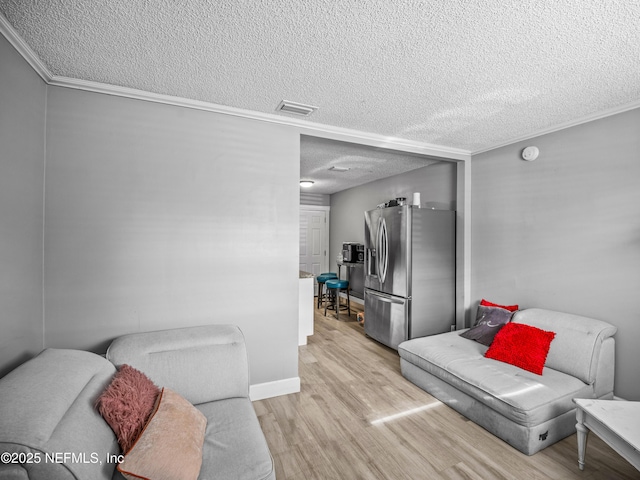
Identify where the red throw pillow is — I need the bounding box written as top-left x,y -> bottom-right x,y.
481,298 -> 519,312
96,364 -> 161,453
484,323 -> 555,375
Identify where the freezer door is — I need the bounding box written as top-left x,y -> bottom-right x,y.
364,289 -> 409,350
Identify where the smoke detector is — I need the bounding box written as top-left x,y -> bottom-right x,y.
521,146 -> 540,161
276,100 -> 318,116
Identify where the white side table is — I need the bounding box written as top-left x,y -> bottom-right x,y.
574,398 -> 640,472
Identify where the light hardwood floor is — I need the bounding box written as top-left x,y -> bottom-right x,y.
254,301 -> 639,480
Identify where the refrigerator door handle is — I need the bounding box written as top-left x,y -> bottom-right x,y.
376,218 -> 381,281
382,218 -> 389,283
379,217 -> 388,284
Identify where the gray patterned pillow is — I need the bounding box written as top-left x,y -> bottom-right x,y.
460,305 -> 514,346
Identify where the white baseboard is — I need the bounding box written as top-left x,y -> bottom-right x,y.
250,376 -> 300,401
346,294 -> 365,308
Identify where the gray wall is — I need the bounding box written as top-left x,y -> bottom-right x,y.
43,86 -> 300,386
0,34 -> 300,389
329,161 -> 457,297
300,192 -> 330,206
3,26 -> 639,400
0,35 -> 46,377
472,108 -> 640,400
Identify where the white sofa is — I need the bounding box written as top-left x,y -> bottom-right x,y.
0,325 -> 275,479
398,308 -> 617,455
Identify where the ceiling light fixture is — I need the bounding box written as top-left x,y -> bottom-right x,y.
276,100 -> 318,116
300,180 -> 314,188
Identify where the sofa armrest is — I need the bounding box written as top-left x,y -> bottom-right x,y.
0,349 -> 119,480
106,325 -> 249,405
593,336 -> 615,398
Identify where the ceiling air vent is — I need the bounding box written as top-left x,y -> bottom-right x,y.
276,100 -> 318,116
328,166 -> 350,172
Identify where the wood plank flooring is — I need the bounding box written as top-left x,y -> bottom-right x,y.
254,302 -> 639,479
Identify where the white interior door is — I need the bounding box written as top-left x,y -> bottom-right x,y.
300,208 -> 328,285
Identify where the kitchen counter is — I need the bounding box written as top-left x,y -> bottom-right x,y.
336,261 -> 364,300
299,271 -> 314,345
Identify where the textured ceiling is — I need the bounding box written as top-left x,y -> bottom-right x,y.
301,136 -> 441,194
1,0 -> 639,192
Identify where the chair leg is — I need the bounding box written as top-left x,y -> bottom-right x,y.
324,288 -> 329,316
317,282 -> 323,309
336,288 -> 349,320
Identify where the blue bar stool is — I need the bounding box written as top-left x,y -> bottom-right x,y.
316,273 -> 338,309
324,279 -> 350,320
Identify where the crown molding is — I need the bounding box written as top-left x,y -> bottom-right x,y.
472,99 -> 640,155
0,12 -> 52,82
48,75 -> 471,162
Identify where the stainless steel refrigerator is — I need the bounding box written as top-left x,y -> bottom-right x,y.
364,205 -> 455,349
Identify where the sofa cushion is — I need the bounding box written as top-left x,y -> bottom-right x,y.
118,388 -> 207,480
196,398 -> 275,480
512,309 -> 617,384
398,331 -> 593,427
0,349 -> 120,480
